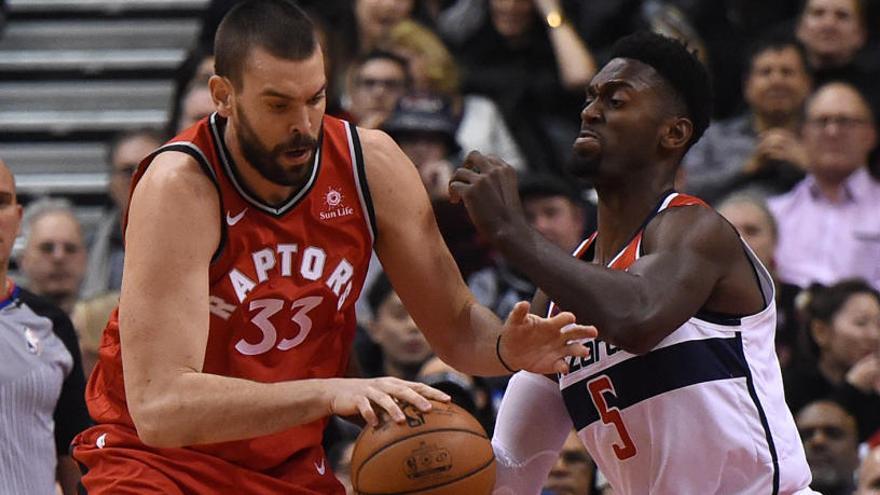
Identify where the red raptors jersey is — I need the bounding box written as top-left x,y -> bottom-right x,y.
73,114 -> 374,494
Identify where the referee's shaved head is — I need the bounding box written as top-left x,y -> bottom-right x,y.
0,159 -> 14,188
0,157 -> 22,277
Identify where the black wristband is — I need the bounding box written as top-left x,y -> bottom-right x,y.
495,333 -> 518,373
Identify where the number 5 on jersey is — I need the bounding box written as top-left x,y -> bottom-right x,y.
587,375 -> 637,460
235,296 -> 323,355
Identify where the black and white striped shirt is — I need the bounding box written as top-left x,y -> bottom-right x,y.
0,285 -> 90,494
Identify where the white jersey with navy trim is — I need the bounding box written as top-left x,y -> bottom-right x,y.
553,193 -> 813,494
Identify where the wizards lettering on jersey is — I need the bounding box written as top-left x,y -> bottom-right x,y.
225,242 -> 355,308
560,339 -> 621,378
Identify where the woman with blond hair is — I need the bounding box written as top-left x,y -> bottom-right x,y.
381,19 -> 527,170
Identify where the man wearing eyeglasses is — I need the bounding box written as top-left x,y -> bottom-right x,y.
345,49 -> 410,130
769,81 -> 880,290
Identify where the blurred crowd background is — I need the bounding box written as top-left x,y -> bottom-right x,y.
0,0 -> 879,494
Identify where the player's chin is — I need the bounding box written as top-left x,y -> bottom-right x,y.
565,152 -> 600,178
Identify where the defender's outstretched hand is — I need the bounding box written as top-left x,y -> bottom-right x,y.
498,301 -> 597,375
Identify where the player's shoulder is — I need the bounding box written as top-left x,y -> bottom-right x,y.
356,127 -> 399,158
356,126 -> 421,183
644,199 -> 739,255
137,150 -> 217,197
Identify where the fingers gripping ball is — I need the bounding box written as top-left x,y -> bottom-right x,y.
351,400 -> 496,495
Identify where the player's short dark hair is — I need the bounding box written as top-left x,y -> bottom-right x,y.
214,0 -> 317,88
608,31 -> 713,147
744,32 -> 811,77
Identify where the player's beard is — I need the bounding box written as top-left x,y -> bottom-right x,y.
235,104 -> 318,187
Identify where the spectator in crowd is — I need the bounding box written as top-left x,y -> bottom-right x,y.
80,129 -> 164,299
383,93 -> 460,200
716,193 -> 803,368
469,173 -> 590,319
784,279 -> 880,440
683,35 -> 812,203
175,76 -> 215,133
18,198 -> 87,316
796,0 -> 866,71
168,43 -> 215,137
796,399 -> 860,495
795,0 -> 880,114
380,19 -> 526,170
768,82 -> 880,290
345,50 -> 411,129
450,0 -> 596,173
361,273 -> 433,381
0,159 -> 89,495
353,0 -> 421,54
858,445 -> 880,494
543,430 -> 596,495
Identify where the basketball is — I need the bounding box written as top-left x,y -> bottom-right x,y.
350,400 -> 496,495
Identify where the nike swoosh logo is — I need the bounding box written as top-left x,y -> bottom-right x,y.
96,433 -> 107,449
314,458 -> 326,475
226,208 -> 247,226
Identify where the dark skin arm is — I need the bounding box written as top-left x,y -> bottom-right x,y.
450,152 -> 765,355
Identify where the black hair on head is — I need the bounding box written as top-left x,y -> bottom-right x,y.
608,31 -> 713,146
367,272 -> 395,315
214,0 -> 317,88
744,32 -> 811,76
805,278 -> 880,325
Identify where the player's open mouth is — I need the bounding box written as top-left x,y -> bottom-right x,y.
284,149 -> 310,161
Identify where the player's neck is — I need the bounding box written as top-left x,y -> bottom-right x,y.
594,177 -> 672,264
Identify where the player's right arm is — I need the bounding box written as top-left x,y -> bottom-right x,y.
491,372 -> 573,494
121,153 -> 446,448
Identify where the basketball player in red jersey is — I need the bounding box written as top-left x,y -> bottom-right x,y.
451,33 -> 814,494
70,1 -> 593,494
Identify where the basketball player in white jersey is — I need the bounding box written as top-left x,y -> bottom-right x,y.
450,32 -> 816,494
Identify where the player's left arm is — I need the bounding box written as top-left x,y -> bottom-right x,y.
450,153 -> 759,354
361,129 -> 593,376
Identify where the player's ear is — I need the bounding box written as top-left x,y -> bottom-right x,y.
660,117 -> 693,152
209,75 -> 234,117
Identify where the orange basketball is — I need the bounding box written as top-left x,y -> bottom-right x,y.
350,400 -> 496,495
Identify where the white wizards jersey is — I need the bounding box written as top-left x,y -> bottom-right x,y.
553,192 -> 813,494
